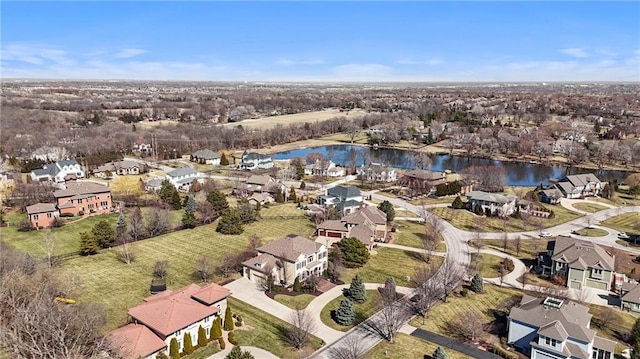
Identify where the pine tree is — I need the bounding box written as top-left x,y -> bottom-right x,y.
115,213 -> 127,240
220,152 -> 230,166
334,298 -> 356,326
377,200 -> 395,222
183,332 -> 194,354
182,209 -> 197,229
632,317 -> 640,345
159,180 -> 182,210
632,340 -> 640,359
184,195 -> 197,212
470,273 -> 484,293
79,231 -> 99,255
92,220 -> 116,248
207,190 -> 229,213
293,277 -> 302,292
452,196 -> 463,209
224,306 -> 235,331
197,325 -> 207,347
216,208 -> 244,235
433,346 -> 448,359
225,346 -> 256,359
210,316 -> 223,340
275,190 -> 285,203
289,186 -> 297,202
348,274 -> 367,303
299,180 -> 306,190
169,337 -> 180,359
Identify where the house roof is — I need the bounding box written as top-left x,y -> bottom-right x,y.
249,192 -> 274,203
403,170 -> 445,181
32,166 -> 58,177
241,253 -> 280,273
550,237 -> 615,271
537,320 -> 569,341
26,202 -> 57,215
108,323 -> 166,359
622,283 -> 640,305
257,235 -> 323,262
53,182 -> 110,198
509,295 -> 595,343
246,175 -> 273,186
336,200 -> 362,212
343,206 -> 387,226
192,149 -> 220,160
242,152 -> 271,161
556,181 -> 576,194
541,188 -> 563,198
349,224 -> 374,246
166,167 -> 198,178
327,185 -> 361,199
593,335 -> 617,353
145,178 -> 164,188
58,159 -> 80,167
466,191 -> 516,204
191,282 -> 231,306
317,220 -> 348,232
563,173 -> 601,187
129,284 -> 220,338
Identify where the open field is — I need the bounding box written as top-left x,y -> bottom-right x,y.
228,297 -> 323,358
57,215 -> 315,332
572,202 -> 609,213
273,293 -> 317,309
342,247 -> 442,287
601,213 -> 640,235
320,290 -> 381,331
222,109 -> 371,130
365,333 -> 473,359
392,220 -> 446,252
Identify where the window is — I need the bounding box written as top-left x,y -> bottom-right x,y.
47,213 -> 52,218
77,199 -> 83,204
544,337 -> 557,347
307,255 -> 314,263
592,268 -> 603,278
34,214 -> 39,220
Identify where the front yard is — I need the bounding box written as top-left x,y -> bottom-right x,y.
320,290 -> 382,331
392,220 -> 446,252
365,333 -> 473,359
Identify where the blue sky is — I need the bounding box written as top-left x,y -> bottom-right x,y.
2,1 -> 639,82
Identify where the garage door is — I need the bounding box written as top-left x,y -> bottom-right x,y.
570,281 -> 581,289
587,280 -> 607,290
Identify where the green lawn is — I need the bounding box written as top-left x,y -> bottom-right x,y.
572,202 -> 609,213
601,213 -> 640,235
342,247 -> 441,287
410,196 -> 458,206
273,294 -> 317,309
477,253 -> 509,278
320,290 -> 381,331
392,220 -> 446,252
574,228 -> 609,237
228,297 -> 323,358
57,214 -> 315,332
589,305 -> 637,352
183,341 -> 221,359
478,239 -> 548,260
365,333 -> 473,359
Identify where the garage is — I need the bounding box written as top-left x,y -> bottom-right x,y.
570,281 -> 582,290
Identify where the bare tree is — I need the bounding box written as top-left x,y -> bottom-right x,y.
361,281 -> 411,343
195,255 -> 214,282
128,206 -> 145,240
499,263 -> 507,286
218,252 -> 237,278
421,230 -> 438,263
411,264 -> 442,324
153,260 -> 168,278
344,122 -> 362,144
501,232 -> 509,252
285,305 -> 317,350
145,206 -> 170,237
327,335 -> 368,359
445,309 -> 484,342
440,256 -> 464,302
116,237 -> 136,265
258,263 -> 275,292
39,229 -> 59,268
514,235 -> 522,256
593,307 -> 621,330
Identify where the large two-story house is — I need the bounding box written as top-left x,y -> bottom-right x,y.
191,149 -> 221,165
54,182 -> 113,216
25,203 -> 60,229
357,162 -> 397,183
555,173 -> 602,199
242,235 -> 327,286
316,185 -> 363,215
304,159 -> 345,177
316,206 -> 388,250
166,167 -> 205,192
466,191 -> 517,217
110,282 -> 231,359
30,159 -> 85,183
508,296 -> 616,359
542,237 -> 615,291
240,151 -> 273,170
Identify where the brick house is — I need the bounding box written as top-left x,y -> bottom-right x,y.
53,182 -> 113,216
25,203 -> 60,229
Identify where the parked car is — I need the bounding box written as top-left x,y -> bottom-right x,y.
558,233 -> 572,238
618,232 -> 630,239
539,232 -> 552,238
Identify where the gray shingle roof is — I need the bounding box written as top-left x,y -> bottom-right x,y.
241,253 -> 280,273
166,167 -> 198,178
26,202 -> 57,215
53,182 -> 110,198
622,283 -> 640,304
257,235 -> 322,262
192,149 -> 220,160
550,237 -> 615,271
466,191 -> 516,204
327,185 -> 361,199
563,173 -> 601,187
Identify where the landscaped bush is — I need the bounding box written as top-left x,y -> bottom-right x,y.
461,288 -> 468,297
502,258 -> 514,272
218,337 -> 226,350
228,331 -> 238,345
210,317 -> 222,340
224,306 -> 235,331
16,219 -> 33,232
489,345 -> 518,359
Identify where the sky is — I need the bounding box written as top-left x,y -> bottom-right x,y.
1,1 -> 639,82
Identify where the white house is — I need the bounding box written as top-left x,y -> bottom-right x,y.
357,162 -> 397,183
304,159 -> 345,177
316,185 -> 364,215
555,173 -> 602,199
30,159 -> 85,183
466,191 -> 517,217
242,235 -> 328,286
166,167 -> 205,191
191,149 -> 221,165
240,151 -> 273,170
508,296 -> 616,359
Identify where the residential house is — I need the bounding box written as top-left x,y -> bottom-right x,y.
0,170 -> 14,183
191,149 -> 221,165
398,170 -> 447,194
620,282 -> 640,313
316,185 -> 363,215
25,203 -> 59,229
30,159 -> 85,183
93,160 -> 141,178
539,188 -> 563,204
240,151 -> 273,170
508,296 -> 616,359
466,191 -> 517,217
316,206 -> 388,249
242,235 -> 327,286
166,167 -> 205,192
144,178 -> 164,192
357,163 -> 397,183
248,192 -> 275,205
304,160 -> 345,177
133,137 -> 153,155
107,324 -> 167,359
554,173 -> 602,199
543,237 -> 615,291
54,182 -> 113,216
123,282 -> 231,358
234,175 -> 282,196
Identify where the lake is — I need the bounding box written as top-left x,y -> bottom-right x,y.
271,144 -> 630,187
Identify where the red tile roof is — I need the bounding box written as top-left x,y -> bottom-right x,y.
108,323 -> 166,359
192,283 -> 232,306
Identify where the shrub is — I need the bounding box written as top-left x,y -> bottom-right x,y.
197,325 -> 207,348
489,345 -> 518,359
502,258 -> 514,271
183,332 -> 194,355
340,237 -> 370,267
461,288 -> 468,297
433,346 -> 448,359
16,219 -> 33,232
218,337 -> 226,350
228,331 -> 238,345
224,306 -> 235,331
470,273 -> 484,293
169,337 -> 180,359
210,317 -> 223,340
293,277 -> 302,292
451,196 -> 463,209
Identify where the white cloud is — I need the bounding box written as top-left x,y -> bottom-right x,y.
275,58 -> 324,66
397,58 -> 444,66
114,48 -> 147,59
560,48 -> 589,58
2,44 -> 72,65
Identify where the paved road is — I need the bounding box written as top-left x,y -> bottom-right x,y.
411,328 -> 502,359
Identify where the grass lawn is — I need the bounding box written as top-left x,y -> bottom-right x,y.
392,220 -> 446,252
574,228 -> 609,237
364,333 -> 473,359
58,213 -> 315,332
601,213 -> 640,235
572,202 -> 609,213
320,290 -> 381,331
409,284 -> 522,338
395,209 -> 419,218
589,305 -> 637,353
342,247 -> 441,287
273,294 -> 317,309
228,297 -> 323,358
477,253 -> 510,279
183,342 -> 220,359
410,196 -> 458,206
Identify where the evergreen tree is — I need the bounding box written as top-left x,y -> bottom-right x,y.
470,273 -> 484,293
225,346 -> 256,359
377,200 -> 396,222
299,180 -> 306,190
334,298 -> 356,326
207,190 -> 229,213
197,325 -> 207,347
295,162 -> 305,180
210,317 -> 223,340
115,213 -> 127,240
169,337 -> 180,359
182,209 -> 197,229
184,195 -> 197,212
275,189 -> 285,203
183,332 -> 194,354
340,237 -> 370,267
92,220 -> 116,248
348,274 -> 367,303
426,127 -> 434,145
452,196 -> 463,209
216,208 -> 244,235
220,152 -> 230,166
432,346 -> 448,359
289,186 -> 297,202
632,341 -> 640,359
159,180 -> 182,210
224,306 -> 235,331
293,277 -> 302,292
631,317 -> 640,344
79,231 -> 99,255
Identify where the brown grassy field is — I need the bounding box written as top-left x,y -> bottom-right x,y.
222,109 -> 371,130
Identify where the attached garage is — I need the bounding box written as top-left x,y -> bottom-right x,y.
570,281 -> 582,290
586,279 -> 607,290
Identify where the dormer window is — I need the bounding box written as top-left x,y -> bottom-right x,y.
544,337 -> 557,347
592,268 -> 603,279
255,263 -> 262,269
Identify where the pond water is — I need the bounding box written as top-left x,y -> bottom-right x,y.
271,144 -> 630,187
